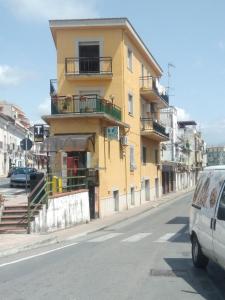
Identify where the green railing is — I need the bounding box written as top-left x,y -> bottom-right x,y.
51,94 -> 122,121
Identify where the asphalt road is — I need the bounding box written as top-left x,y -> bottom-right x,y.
0,193 -> 225,300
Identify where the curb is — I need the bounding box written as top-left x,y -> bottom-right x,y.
0,237 -> 58,259
0,189 -> 194,258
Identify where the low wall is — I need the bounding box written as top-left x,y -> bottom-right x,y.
31,189 -> 90,233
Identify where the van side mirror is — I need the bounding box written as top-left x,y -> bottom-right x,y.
217,205 -> 225,221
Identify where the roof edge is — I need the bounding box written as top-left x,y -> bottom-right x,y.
49,17 -> 163,75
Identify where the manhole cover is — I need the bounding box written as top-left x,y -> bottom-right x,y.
150,269 -> 187,277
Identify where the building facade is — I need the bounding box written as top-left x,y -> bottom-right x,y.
160,108 -> 206,194
43,18 -> 169,218
207,146 -> 225,166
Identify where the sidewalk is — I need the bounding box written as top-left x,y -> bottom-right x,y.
0,188 -> 194,258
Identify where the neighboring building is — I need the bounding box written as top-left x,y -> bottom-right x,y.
0,101 -> 31,129
0,113 -> 27,176
207,146 -> 225,166
43,18 -> 170,218
160,107 -> 178,194
160,108 -> 206,194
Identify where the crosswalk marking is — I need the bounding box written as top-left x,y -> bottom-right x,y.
88,233 -> 123,242
122,233 -> 152,242
154,233 -> 176,243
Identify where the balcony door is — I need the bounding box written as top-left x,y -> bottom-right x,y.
79,42 -> 100,74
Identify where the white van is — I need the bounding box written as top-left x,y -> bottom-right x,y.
190,166 -> 225,270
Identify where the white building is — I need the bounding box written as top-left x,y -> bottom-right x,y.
160,107 -> 206,194
0,113 -> 27,176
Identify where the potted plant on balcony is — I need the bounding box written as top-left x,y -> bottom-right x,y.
62,96 -> 71,112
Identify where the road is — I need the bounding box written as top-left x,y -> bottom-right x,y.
0,193 -> 225,300
0,177 -> 26,201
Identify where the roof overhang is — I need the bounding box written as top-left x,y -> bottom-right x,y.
42,134 -> 94,152
49,17 -> 163,76
42,113 -> 130,128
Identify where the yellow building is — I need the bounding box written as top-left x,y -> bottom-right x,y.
43,18 -> 169,218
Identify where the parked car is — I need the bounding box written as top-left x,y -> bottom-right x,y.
190,165 -> 225,270
7,166 -> 19,177
10,167 -> 37,187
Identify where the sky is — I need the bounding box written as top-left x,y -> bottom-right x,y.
0,0 -> 225,145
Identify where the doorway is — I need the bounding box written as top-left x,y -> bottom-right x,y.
131,187 -> 135,205
113,190 -> 119,212
145,179 -> 150,201
155,178 -> 159,198
79,42 -> 100,73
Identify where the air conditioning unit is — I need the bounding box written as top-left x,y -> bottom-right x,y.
120,136 -> 128,146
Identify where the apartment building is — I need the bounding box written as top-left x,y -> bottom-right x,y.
160,108 -> 206,194
43,18 -> 169,218
207,146 -> 225,166
0,113 -> 26,176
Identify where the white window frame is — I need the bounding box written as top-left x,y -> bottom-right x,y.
127,47 -> 133,71
128,93 -> 134,116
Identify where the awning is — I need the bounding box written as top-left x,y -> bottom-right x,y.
42,134 -> 94,152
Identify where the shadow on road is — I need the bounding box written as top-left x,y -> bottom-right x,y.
163,257 -> 225,299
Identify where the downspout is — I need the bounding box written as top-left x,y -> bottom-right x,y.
122,29 -> 129,210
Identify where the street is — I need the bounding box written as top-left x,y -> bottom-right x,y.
0,178 -> 26,201
0,193 -> 225,300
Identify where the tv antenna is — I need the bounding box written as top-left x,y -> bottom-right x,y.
167,62 -> 175,98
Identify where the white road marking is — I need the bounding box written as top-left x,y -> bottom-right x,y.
122,233 -> 152,242
88,233 -> 123,242
155,233 -> 176,243
0,242 -> 79,268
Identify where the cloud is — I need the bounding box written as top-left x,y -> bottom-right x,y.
38,97 -> 51,115
5,0 -> 99,21
0,65 -> 26,86
175,107 -> 190,121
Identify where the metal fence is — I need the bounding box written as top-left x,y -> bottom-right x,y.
65,57 -> 112,75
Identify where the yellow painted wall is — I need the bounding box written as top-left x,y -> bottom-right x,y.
49,24 -> 163,206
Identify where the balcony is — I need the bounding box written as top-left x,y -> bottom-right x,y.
47,93 -> 127,127
140,76 -> 169,108
65,57 -> 113,80
141,118 -> 169,141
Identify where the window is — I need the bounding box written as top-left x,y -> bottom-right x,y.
130,145 -> 135,171
128,93 -> 133,115
155,149 -> 159,164
142,146 -> 147,164
79,42 -> 100,73
127,48 -> 133,71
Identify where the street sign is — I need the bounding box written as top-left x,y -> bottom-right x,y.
20,138 -> 33,151
106,126 -> 120,141
34,124 -> 44,142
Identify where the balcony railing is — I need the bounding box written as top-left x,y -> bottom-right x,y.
65,57 -> 112,76
140,76 -> 169,104
141,117 -> 169,138
51,94 -> 121,121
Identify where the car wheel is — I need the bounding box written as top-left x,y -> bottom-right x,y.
10,184 -> 13,188
192,235 -> 209,268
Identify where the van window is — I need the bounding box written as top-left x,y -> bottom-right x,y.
193,174 -> 210,207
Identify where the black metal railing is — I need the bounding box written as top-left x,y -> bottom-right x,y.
51,94 -> 121,121
139,76 -> 169,104
141,117 -> 169,138
65,57 -> 112,75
